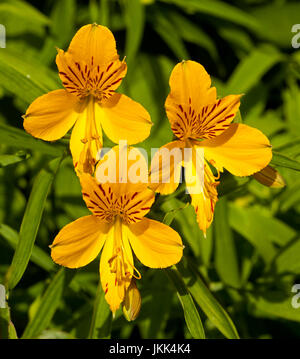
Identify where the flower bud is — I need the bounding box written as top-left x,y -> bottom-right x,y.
252,165 -> 285,188
122,280 -> 141,322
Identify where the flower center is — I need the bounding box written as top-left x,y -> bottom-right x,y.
59,55 -> 126,102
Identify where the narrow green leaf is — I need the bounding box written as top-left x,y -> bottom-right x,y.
0,308 -> 18,339
165,267 -> 205,339
273,238 -> 300,275
0,224 -> 55,272
89,0 -> 99,23
177,258 -> 239,339
99,0 -> 110,26
124,0 -> 145,70
217,174 -> 249,197
5,156 -> 63,290
51,0 -> 76,48
271,151 -> 300,172
88,282 -> 112,339
161,0 -> 261,32
250,2 -> 300,47
166,10 -> 217,60
0,124 -> 66,157
161,199 -> 204,258
228,204 -> 296,264
248,291 -> 300,322
0,151 -> 30,167
225,45 -> 283,94
21,268 -> 75,339
0,0 -> 49,35
151,8 -> 189,60
162,202 -> 189,226
0,49 -> 60,105
0,285 -> 18,339
214,198 -> 241,288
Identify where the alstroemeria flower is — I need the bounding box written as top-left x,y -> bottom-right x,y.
23,24 -> 152,174
150,60 -> 272,233
50,152 -> 183,313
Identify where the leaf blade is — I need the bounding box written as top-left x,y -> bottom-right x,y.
5,156 -> 63,290
165,267 -> 205,339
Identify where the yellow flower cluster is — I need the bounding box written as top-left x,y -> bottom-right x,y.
23,24 -> 272,316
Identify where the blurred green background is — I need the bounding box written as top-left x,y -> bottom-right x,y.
1,0 -> 300,339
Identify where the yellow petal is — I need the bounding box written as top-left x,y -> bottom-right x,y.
191,193 -> 216,234
50,215 -> 110,268
100,221 -> 133,313
70,98 -> 102,173
165,61 -> 217,140
192,95 -> 241,140
23,89 -> 81,141
149,140 -> 184,194
201,123 -> 272,176
185,153 -> 219,233
182,143 -> 205,195
67,24 -> 119,66
96,93 -> 152,145
80,172 -> 155,224
127,218 -> 183,268
167,60 -> 216,109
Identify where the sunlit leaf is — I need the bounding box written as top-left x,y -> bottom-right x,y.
88,282 -> 112,339
166,266 -> 205,339
177,258 -> 239,339
5,156 -> 63,290
214,198 -> 241,288
21,268 -> 75,338
0,123 -> 66,157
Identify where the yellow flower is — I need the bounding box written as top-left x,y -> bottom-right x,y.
150,60 -> 272,233
23,24 -> 152,174
50,149 -> 183,313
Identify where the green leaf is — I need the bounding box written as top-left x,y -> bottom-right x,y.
283,80 -> 300,134
0,0 -> 49,36
161,198 -> 204,258
248,291 -> 300,322
21,268 -> 75,338
225,45 -> 283,94
88,282 -> 112,339
177,258 -> 239,339
0,285 -> 18,339
162,202 -> 189,226
273,238 -> 300,275
0,308 -> 18,339
166,10 -> 217,60
271,151 -> 300,172
229,204 -> 296,263
217,174 -> 249,197
99,0 -> 110,26
5,156 -> 63,290
214,198 -> 241,288
0,123 -> 66,157
124,0 -> 145,70
165,267 -> 205,339
0,223 -> 55,272
0,151 -> 30,167
50,0 -> 76,48
0,49 -> 60,105
161,0 -> 261,32
151,7 -> 189,60
251,2 -> 300,47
